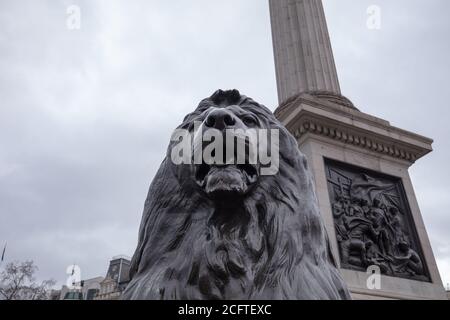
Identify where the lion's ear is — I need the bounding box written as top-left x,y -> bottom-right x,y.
210,89 -> 242,106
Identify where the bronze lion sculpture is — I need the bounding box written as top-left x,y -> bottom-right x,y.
122,90 -> 350,300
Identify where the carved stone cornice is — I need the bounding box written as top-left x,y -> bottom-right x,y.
275,93 -> 433,165
278,90 -> 359,112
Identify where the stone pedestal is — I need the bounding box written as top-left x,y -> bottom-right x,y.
275,94 -> 447,300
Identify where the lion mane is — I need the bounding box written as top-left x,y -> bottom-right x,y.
122,90 -> 351,300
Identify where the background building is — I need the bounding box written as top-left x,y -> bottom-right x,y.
50,255 -> 131,300
95,255 -> 131,300
50,277 -> 103,301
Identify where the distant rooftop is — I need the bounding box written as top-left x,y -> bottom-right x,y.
112,255 -> 131,261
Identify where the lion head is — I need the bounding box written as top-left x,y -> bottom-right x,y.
122,90 -> 350,300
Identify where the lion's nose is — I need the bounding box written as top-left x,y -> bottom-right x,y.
204,109 -> 237,130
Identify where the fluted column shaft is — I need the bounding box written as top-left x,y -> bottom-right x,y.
269,0 -> 340,103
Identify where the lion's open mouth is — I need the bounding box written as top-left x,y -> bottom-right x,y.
196,163 -> 258,186
195,163 -> 259,197
191,131 -> 261,197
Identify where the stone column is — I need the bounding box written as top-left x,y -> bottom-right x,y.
269,0 -> 341,103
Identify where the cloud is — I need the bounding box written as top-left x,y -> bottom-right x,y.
0,0 -> 449,289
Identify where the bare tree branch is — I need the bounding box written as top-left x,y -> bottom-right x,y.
0,261 -> 55,300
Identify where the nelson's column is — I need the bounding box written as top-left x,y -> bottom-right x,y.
269,0 -> 447,300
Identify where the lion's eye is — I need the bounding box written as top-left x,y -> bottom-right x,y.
242,115 -> 258,126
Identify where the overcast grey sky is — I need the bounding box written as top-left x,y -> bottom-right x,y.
1,0 -> 449,288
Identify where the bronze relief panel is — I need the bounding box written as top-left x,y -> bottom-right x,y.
324,159 -> 430,282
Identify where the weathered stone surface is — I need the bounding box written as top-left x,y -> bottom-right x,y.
269,0 -> 341,103
270,0 -> 445,299
276,95 -> 447,300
